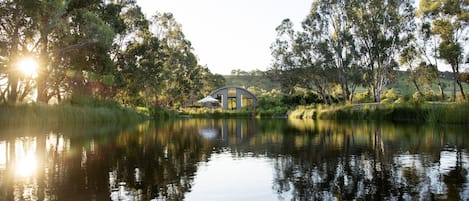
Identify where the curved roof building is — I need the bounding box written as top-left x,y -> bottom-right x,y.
209,86 -> 257,110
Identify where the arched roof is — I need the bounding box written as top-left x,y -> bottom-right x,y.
209,86 -> 258,101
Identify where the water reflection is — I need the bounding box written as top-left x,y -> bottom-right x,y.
0,120 -> 468,200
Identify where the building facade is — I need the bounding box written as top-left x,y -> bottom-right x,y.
209,86 -> 257,110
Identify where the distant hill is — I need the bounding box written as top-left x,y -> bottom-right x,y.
224,75 -> 281,91
387,71 -> 469,97
224,70 -> 469,98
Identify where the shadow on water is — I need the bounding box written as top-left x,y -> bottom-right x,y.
0,119 -> 468,200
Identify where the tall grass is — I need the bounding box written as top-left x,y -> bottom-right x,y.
0,103 -> 147,126
289,102 -> 469,124
427,102 -> 469,124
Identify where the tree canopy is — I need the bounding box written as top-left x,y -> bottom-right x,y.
269,0 -> 468,103
0,0 -> 225,108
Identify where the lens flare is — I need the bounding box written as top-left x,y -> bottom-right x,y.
17,58 -> 39,78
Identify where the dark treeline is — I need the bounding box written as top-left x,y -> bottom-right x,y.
269,0 -> 468,104
0,0 -> 225,108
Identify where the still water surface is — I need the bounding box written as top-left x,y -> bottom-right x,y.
0,119 -> 469,200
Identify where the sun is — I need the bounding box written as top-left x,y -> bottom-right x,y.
17,58 -> 39,78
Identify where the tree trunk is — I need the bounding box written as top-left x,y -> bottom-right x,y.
450,64 -> 466,101
8,76 -> 18,104
457,78 -> 466,100
455,65 -> 466,100
409,67 -> 424,97
372,82 -> 380,102
434,69 -> 445,101
36,24 -> 50,103
437,77 -> 445,101
7,17 -> 20,104
452,76 -> 457,102
341,78 -> 350,103
412,78 -> 424,97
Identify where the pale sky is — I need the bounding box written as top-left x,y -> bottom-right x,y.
137,0 -> 312,75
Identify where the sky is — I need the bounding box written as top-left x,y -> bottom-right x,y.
136,0 -> 313,75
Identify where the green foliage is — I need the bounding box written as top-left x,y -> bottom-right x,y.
354,90 -> 373,103
419,0 -> 468,101
255,97 -> 289,118
291,101 -> 469,124
412,91 -> 426,103
427,102 -> 469,124
65,94 -> 121,108
380,89 -> 399,104
281,92 -> 323,106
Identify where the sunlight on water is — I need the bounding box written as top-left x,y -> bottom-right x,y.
1,120 -> 469,200
14,137 -> 37,177
0,141 -> 6,170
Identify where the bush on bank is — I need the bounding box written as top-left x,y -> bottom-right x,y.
289,101 -> 469,124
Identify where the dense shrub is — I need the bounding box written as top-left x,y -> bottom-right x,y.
281,92 -> 323,106
291,101 -> 469,124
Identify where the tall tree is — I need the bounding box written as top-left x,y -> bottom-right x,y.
0,0 -> 40,103
347,0 -> 415,102
301,0 -> 362,102
416,19 -> 446,100
151,12 -> 203,107
269,19 -> 300,95
419,0 -> 468,101
400,43 -> 425,96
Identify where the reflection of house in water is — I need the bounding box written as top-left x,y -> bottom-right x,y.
210,86 -> 257,110
198,120 -> 257,144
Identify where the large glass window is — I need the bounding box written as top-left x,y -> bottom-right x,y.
241,94 -> 253,108
228,97 -> 237,110
228,88 -> 236,97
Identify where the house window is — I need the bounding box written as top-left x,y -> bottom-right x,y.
228,97 -> 237,110
228,88 -> 236,97
241,94 -> 253,108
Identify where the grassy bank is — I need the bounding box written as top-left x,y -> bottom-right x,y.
0,103 -> 148,126
289,102 -> 469,124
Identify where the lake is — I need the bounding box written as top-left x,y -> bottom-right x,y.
0,119 -> 468,201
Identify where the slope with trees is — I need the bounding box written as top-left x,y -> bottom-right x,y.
268,0 -> 468,104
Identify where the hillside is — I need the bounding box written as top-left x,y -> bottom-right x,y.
224,75 -> 281,92
224,71 -> 469,99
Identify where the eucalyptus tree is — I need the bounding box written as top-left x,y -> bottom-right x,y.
269,19 -> 300,95
0,0 -> 133,104
415,18 -> 446,100
301,0 -> 362,102
418,0 -> 468,101
117,32 -> 166,107
400,43 -> 425,96
295,31 -> 339,104
150,12 -> 204,108
346,0 -> 415,102
32,0 -> 117,103
0,0 -> 42,103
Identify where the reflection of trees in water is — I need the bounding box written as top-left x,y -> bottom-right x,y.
271,123 -> 469,201
106,122 -> 215,201
2,120 -> 469,200
0,122 -> 215,201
